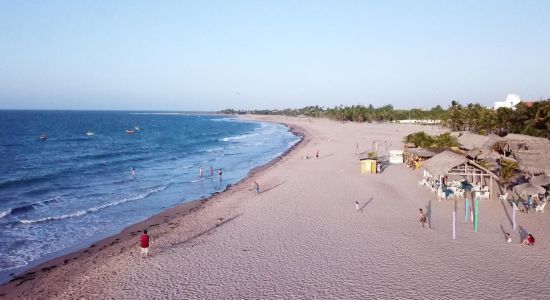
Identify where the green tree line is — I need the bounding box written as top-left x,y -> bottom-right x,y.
221,99 -> 550,139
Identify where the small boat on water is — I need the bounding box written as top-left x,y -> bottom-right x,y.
134,126 -> 142,131
125,129 -> 135,134
39,134 -> 47,140
86,130 -> 95,136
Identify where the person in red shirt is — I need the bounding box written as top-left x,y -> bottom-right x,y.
140,230 -> 150,258
522,233 -> 535,246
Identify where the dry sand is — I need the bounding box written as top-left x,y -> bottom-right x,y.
2,116 -> 550,299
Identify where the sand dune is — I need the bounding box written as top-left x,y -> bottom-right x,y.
3,116 -> 549,299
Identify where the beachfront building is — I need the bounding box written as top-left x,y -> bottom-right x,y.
493,94 -> 521,110
420,151 -> 500,200
397,119 -> 441,125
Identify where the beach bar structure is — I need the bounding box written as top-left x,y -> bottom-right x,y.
404,148 -> 438,169
421,151 -> 500,200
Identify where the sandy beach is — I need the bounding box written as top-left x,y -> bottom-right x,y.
2,116 -> 550,299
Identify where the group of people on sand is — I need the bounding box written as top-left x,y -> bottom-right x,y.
302,149 -> 320,160
199,165 -> 222,178
416,208 -> 536,246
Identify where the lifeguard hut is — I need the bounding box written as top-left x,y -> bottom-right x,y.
360,158 -> 377,174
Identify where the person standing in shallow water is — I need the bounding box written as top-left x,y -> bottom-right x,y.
131,167 -> 136,176
210,165 -> 214,176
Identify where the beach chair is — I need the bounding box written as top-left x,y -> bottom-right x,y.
499,192 -> 508,201
535,202 -> 546,213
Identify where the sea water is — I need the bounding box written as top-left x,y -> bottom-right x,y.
0,111 -> 299,277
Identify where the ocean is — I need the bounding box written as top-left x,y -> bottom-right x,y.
0,111 -> 299,277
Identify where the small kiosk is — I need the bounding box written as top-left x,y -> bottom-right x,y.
360,158 -> 377,174
389,150 -> 404,164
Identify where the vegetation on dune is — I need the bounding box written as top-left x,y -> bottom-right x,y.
221,100 -> 550,139
403,132 -> 459,148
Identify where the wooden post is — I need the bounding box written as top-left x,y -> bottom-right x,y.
439,174 -> 443,201
453,199 -> 457,239
512,202 -> 517,231
489,175 -> 493,200
464,197 -> 470,223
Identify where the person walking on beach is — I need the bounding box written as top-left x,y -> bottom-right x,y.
316,149 -> 319,159
506,233 -> 512,244
355,201 -> 359,211
355,142 -> 359,157
254,180 -> 260,194
418,209 -> 428,228
140,230 -> 150,258
210,165 -> 214,176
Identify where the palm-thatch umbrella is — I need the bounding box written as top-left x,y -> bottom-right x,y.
513,182 -> 546,196
461,180 -> 473,191
530,174 -> 550,187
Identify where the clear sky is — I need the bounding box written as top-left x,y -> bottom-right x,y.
0,0 -> 548,111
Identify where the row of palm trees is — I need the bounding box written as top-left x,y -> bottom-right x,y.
221,100 -> 550,139
444,101 -> 550,138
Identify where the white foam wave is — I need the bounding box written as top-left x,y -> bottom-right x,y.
19,186 -> 166,224
0,208 -> 12,220
220,132 -> 259,142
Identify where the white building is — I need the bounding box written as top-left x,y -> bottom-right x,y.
493,94 -> 521,110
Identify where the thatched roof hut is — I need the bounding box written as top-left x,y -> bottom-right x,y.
405,148 -> 439,158
423,151 -> 467,177
514,152 -> 550,174
422,150 -> 500,199
531,174 -> 550,187
502,133 -> 550,152
455,132 -> 503,151
513,182 -> 546,196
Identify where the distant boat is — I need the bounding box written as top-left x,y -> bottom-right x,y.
134,126 -> 142,131
86,131 -> 95,136
39,134 -> 47,140
125,129 -> 135,134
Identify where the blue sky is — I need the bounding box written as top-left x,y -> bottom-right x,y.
0,0 -> 548,110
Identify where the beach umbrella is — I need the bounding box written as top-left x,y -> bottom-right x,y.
530,174 -> 550,187
513,182 -> 546,196
461,180 -> 473,191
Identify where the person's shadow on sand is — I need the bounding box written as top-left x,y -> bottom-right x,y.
519,225 -> 529,242
425,200 -> 432,229
259,181 -> 286,194
359,197 -> 374,213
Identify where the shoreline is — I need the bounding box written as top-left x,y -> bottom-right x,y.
0,116 -> 307,297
